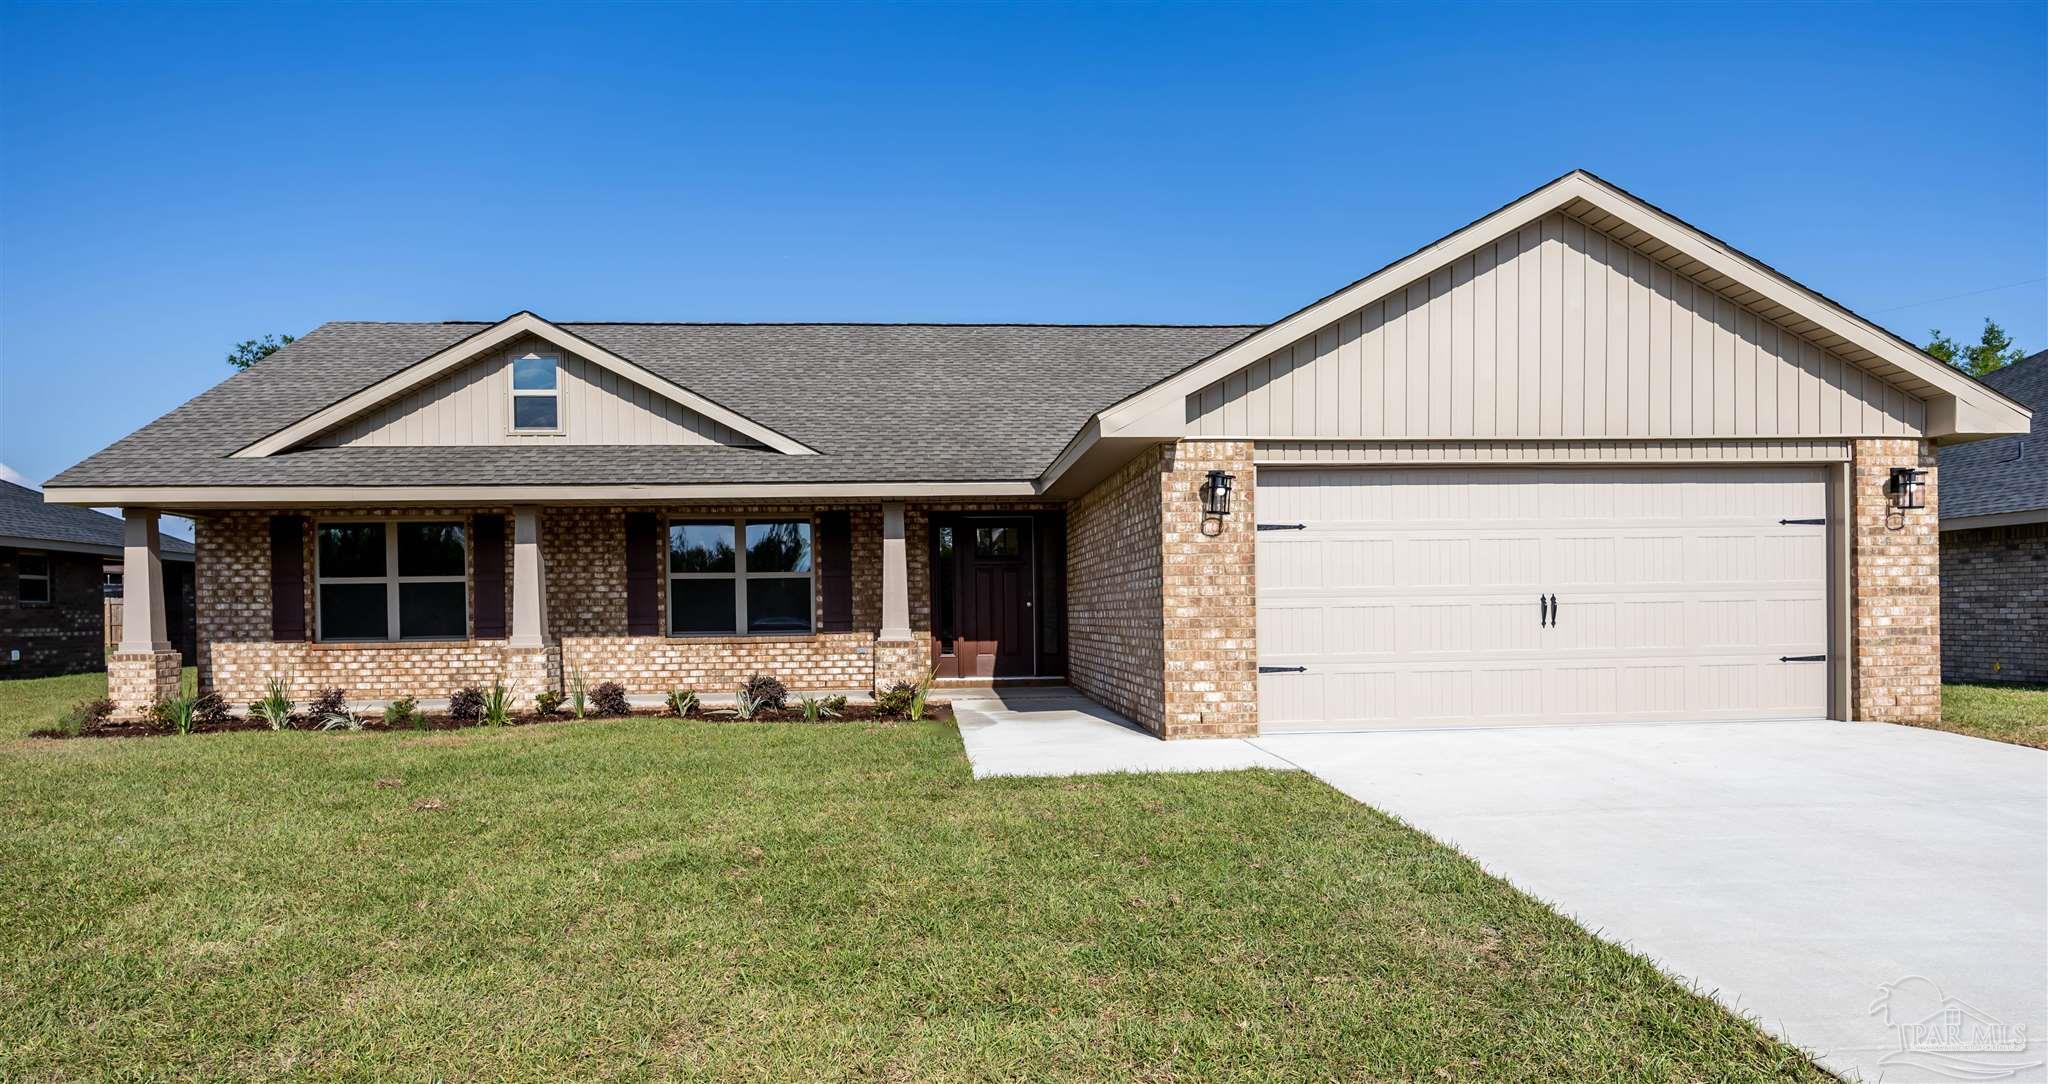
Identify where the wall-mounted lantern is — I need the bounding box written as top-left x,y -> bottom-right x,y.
1887,467 -> 1927,511
1201,470 -> 1235,517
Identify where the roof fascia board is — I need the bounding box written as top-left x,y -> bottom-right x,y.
41,480 -> 1039,508
0,534 -> 194,560
232,312 -> 817,458
1939,509 -> 2048,531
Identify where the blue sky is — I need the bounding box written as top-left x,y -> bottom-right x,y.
3,1 -> 2044,493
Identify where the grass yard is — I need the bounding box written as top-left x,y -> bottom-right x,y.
1930,682 -> 2048,749
1,673 -> 1824,1082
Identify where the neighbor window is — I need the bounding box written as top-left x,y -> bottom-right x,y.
510,353 -> 560,432
668,519 -> 813,635
16,554 -> 49,604
315,521 -> 468,641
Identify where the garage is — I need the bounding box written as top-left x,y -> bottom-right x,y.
1255,465 -> 1833,731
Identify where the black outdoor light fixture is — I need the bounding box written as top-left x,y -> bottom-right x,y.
1202,470 -> 1235,517
1887,467 -> 1927,511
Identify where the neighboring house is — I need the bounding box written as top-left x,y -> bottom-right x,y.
1938,350 -> 2046,683
43,171 -> 2031,733
1,479 -> 194,679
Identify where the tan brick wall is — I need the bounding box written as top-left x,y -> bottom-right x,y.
1066,446 -> 1167,732
1158,441 -> 1258,738
1851,438 -> 1941,725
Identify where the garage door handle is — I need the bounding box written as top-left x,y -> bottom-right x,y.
1779,654 -> 1826,662
1258,665 -> 1308,674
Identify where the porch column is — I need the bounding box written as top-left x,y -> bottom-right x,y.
108,508 -> 181,718
508,506 -> 548,648
879,501 -> 911,640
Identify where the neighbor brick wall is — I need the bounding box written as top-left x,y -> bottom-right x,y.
1851,438 -> 1942,725
1940,522 -> 2048,683
1158,441 -> 1258,739
0,548 -> 106,679
1066,446 -> 1167,732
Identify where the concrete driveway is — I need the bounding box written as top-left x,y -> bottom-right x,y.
1256,721 -> 2048,1083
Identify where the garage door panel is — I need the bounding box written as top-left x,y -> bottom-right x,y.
1257,465 -> 1831,731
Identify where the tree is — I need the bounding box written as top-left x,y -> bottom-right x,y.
1925,319 -> 2025,377
227,333 -> 296,371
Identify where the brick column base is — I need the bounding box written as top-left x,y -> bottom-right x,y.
873,638 -> 927,694
1159,441 -> 1259,739
504,645 -> 562,710
108,648 -> 182,719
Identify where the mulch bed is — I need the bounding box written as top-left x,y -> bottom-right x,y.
38,702 -> 955,740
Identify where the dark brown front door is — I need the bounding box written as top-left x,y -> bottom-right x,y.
932,517 -> 1035,677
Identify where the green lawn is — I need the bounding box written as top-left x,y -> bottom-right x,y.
1931,682 -> 2048,749
1,672 -> 1823,1081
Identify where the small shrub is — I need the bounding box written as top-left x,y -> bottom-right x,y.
568,671 -> 589,720
383,696 -> 421,729
43,697 -> 112,737
480,682 -> 514,727
533,689 -> 564,717
192,692 -> 232,728
590,681 -> 630,718
729,688 -> 762,720
797,694 -> 840,723
317,710 -> 366,732
448,687 -> 485,722
822,694 -> 848,715
874,682 -> 916,717
663,688 -> 699,718
151,693 -> 201,735
306,688 -> 349,720
252,676 -> 296,731
744,673 -> 789,711
907,668 -> 937,722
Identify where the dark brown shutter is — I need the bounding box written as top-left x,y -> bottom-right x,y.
818,510 -> 853,632
472,514 -> 507,639
268,515 -> 307,642
625,512 -> 661,635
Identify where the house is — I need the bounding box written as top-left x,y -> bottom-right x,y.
1938,349 -> 2046,683
1,478 -> 194,679
43,171 -> 2032,733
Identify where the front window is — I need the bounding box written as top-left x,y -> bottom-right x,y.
17,553 -> 49,603
510,353 -> 560,432
668,519 -> 813,635
315,521 -> 468,641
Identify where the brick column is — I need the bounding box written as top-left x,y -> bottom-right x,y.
1851,438 -> 1941,725
108,509 -> 182,718
1157,440 -> 1258,738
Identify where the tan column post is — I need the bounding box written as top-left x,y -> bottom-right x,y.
509,506 -> 548,648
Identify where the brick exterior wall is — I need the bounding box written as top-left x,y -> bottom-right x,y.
1940,522 -> 2048,684
1851,438 -> 1942,725
1158,441 -> 1258,738
0,547 -> 107,679
1065,440 -> 1257,739
1066,446 -> 1167,731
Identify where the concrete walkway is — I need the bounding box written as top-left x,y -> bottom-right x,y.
950,688 -> 1291,778
954,698 -> 2047,1082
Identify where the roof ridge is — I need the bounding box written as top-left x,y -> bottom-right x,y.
319,320 -> 1265,330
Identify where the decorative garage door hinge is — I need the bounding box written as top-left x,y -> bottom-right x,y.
1779,654 -> 1827,662
1257,523 -> 1307,531
1258,665 -> 1308,674
1778,518 -> 1827,525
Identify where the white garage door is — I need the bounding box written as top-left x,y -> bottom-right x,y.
1256,466 -> 1831,731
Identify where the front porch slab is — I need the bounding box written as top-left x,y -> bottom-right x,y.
952,687 -> 1294,778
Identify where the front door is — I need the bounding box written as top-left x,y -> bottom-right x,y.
932,517 -> 1036,677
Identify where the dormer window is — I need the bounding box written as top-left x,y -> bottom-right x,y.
510,353 -> 560,432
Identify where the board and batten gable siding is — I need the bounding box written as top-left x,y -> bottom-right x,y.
1186,212 -> 1926,442
312,337 -> 762,448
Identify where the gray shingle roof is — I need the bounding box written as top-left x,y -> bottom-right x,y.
47,322 -> 1257,489
1939,350 -> 2047,521
0,480 -> 194,555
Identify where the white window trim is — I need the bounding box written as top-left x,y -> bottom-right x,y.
17,552 -> 50,604
508,351 -> 564,436
667,517 -> 815,636
314,519 -> 469,642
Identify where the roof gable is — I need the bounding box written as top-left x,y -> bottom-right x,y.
1086,170 -> 2031,447
237,312 -> 815,458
